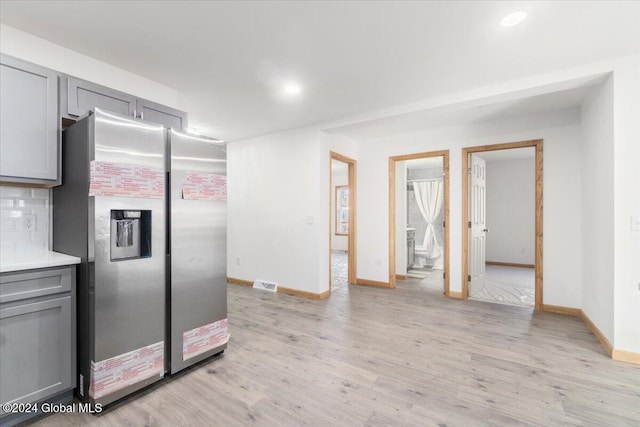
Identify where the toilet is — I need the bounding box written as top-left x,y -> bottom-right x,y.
414,246 -> 427,268
414,245 -> 443,269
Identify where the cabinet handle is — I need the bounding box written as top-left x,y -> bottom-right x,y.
140,110 -> 144,120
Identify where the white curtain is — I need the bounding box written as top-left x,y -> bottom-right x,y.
413,180 -> 444,259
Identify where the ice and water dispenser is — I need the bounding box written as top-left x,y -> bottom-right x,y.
110,210 -> 152,261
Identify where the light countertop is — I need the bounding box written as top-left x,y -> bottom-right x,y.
1,250 -> 81,273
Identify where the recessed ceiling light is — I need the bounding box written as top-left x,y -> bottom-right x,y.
283,82 -> 302,96
501,10 -> 528,27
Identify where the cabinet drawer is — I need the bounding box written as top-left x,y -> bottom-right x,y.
0,295 -> 72,411
0,267 -> 73,303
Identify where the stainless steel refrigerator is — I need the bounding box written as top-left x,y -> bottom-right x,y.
53,109 -> 227,406
167,129 -> 227,374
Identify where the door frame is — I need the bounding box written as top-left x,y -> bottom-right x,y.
461,139 -> 543,309
389,150 -> 450,293
329,151 -> 357,292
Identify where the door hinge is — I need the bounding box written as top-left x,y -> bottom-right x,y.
443,220 -> 446,228
468,221 -> 471,228
443,272 -> 446,279
467,275 -> 471,282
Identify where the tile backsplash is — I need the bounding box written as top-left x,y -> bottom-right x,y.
0,186 -> 50,254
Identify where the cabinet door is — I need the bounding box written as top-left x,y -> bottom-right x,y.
0,54 -> 59,183
136,98 -> 188,129
66,77 -> 136,118
0,296 -> 72,411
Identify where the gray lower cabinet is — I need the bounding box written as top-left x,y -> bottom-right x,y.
63,76 -> 187,128
0,266 -> 76,426
0,54 -> 60,186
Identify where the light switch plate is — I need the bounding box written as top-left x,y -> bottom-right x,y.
631,216 -> 640,231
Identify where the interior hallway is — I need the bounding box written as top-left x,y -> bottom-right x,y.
30,282 -> 640,426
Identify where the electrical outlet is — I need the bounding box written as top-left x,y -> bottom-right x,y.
307,216 -> 315,224
236,257 -> 240,265
23,214 -> 36,231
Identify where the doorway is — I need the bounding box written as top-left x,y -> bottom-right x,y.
329,151 -> 356,293
462,140 -> 543,309
389,151 -> 450,293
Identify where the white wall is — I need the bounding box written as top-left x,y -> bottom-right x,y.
0,24 -> 178,108
611,57 -> 640,353
485,158 -> 535,265
227,127 -> 326,294
580,76 -> 615,344
330,162 -> 348,251
395,162 -> 407,275
353,109 -> 583,308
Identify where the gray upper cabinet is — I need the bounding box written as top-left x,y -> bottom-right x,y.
64,77 -> 136,118
136,98 -> 188,129
0,54 -> 60,185
63,76 -> 187,129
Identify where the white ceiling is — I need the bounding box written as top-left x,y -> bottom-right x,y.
1,1 -> 638,142
326,83 -> 595,141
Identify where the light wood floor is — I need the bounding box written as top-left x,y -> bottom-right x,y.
30,280 -> 640,426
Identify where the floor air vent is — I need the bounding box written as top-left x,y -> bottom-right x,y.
253,280 -> 278,292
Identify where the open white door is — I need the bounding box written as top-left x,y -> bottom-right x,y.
469,154 -> 487,294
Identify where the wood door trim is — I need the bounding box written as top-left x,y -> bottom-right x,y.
278,286 -> 331,300
486,261 -> 535,269
355,278 -> 391,288
389,150 -> 450,295
329,151 -> 357,294
542,304 -> 581,317
462,139 -> 543,309
227,277 -> 253,286
580,310 -> 613,357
